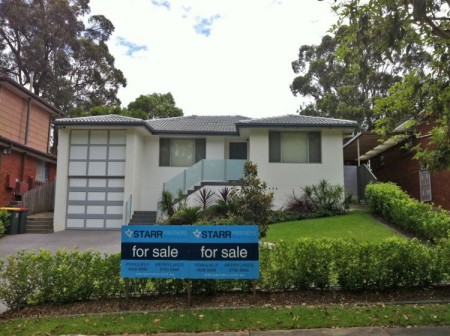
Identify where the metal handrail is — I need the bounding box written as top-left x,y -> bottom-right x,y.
125,194 -> 132,225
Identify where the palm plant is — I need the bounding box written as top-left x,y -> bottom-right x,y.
195,188 -> 216,210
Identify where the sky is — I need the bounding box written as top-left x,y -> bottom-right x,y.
89,0 -> 338,118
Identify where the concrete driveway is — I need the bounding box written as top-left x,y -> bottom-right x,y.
0,230 -> 121,260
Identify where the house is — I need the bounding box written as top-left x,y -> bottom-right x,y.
0,74 -> 64,207
53,114 -> 357,231
343,123 -> 450,210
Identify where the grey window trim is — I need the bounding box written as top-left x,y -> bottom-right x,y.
159,137 -> 206,167
268,131 -> 322,164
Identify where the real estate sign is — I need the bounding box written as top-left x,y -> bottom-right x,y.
121,225 -> 259,279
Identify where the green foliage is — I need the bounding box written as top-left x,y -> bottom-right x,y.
335,238 -> 438,290
290,27 -> 408,131
365,183 -> 450,241
302,180 -> 346,216
1,239 -> 449,309
333,0 -> 450,171
0,0 -> 126,113
169,206 -> 202,224
0,249 -> 125,309
159,190 -> 176,218
234,161 -> 274,238
265,209 -> 401,243
259,237 -> 447,292
127,92 -> 183,119
195,188 -> 216,210
0,210 -> 10,236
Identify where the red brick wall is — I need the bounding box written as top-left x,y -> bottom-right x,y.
372,136 -> 450,210
0,150 -> 56,206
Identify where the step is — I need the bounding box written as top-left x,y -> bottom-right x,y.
26,228 -> 54,234
129,216 -> 157,224
27,218 -> 54,223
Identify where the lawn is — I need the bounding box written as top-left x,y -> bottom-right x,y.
264,209 -> 403,243
1,304 -> 449,335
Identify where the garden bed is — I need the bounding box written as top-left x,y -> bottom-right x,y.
1,286 -> 449,321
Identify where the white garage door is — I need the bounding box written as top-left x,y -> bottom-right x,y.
67,130 -> 126,229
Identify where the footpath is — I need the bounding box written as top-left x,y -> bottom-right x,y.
109,327 -> 450,336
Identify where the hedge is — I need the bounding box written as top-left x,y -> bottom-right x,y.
365,182 -> 450,241
1,238 -> 449,309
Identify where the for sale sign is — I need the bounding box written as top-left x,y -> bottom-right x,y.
120,225 -> 259,279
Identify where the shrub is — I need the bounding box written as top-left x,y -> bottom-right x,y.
334,238 -> 437,290
195,188 -> 216,210
159,191 -> 176,217
233,161 -> 273,237
365,182 -> 450,241
1,239 -> 449,309
285,192 -> 315,214
0,210 -> 10,236
292,239 -> 335,289
302,180 -> 346,216
169,206 -> 202,224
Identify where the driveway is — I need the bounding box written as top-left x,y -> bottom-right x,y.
0,230 -> 121,260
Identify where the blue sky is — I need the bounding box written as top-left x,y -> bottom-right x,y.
89,0 -> 337,117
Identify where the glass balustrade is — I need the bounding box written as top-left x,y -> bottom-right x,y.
163,159 -> 245,196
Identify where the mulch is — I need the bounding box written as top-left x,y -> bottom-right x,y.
1,286 -> 450,321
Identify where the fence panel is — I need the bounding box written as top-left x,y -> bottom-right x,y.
22,181 -> 55,215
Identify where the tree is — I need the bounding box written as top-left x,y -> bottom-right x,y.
291,27 -> 428,131
331,0 -> 450,170
127,93 -> 183,119
0,0 -> 126,114
234,161 -> 273,238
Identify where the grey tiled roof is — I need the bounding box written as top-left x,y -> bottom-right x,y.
147,115 -> 250,135
53,114 -> 145,126
53,114 -> 357,134
236,114 -> 358,128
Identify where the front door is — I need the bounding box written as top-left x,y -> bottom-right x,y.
229,142 -> 248,160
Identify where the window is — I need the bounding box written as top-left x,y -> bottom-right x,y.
159,138 -> 206,167
36,161 -> 49,182
269,131 -> 321,163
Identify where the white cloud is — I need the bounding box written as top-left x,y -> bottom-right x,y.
89,0 -> 337,117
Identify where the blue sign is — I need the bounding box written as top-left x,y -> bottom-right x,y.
121,225 -> 259,279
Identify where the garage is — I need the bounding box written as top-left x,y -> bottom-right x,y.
66,129 -> 126,229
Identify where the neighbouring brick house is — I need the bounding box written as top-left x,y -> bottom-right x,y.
0,74 -> 64,207
343,122 -> 450,211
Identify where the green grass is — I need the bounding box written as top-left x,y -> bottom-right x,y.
1,304 -> 449,335
264,209 -> 402,243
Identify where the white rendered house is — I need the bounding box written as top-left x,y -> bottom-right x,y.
53,114 -> 356,231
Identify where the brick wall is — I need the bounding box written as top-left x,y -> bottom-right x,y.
372,134 -> 450,210
0,150 -> 56,206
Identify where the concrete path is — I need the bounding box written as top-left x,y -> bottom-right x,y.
0,230 -> 121,259
144,327 -> 450,336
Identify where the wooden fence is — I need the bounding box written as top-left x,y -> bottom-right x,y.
22,181 -> 55,215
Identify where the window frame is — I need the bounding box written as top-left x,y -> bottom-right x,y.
159,138 -> 206,167
268,131 -> 322,164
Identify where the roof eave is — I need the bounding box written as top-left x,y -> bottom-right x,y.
236,123 -> 357,130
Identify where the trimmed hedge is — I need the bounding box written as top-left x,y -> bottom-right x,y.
1,238 -> 449,309
365,182 -> 450,241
